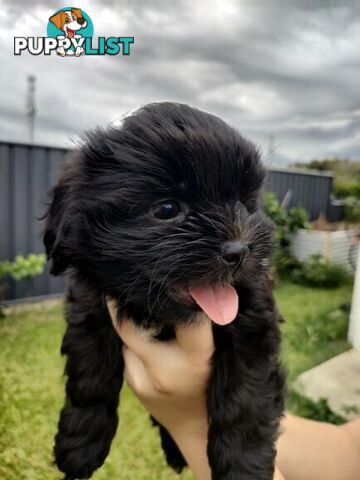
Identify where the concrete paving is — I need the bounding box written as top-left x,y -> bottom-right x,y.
294,349 -> 360,420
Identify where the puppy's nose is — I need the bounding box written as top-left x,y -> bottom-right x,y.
77,17 -> 86,25
221,241 -> 249,269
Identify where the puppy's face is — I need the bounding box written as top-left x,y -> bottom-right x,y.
44,103 -> 273,326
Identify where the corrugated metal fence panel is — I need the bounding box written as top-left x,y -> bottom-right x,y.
0,144 -> 11,261
264,168 -> 333,221
0,142 -> 68,300
0,142 -> 336,300
290,229 -> 359,274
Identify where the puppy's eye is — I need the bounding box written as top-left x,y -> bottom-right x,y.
153,201 -> 180,220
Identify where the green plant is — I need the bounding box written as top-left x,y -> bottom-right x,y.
334,182 -> 360,200
343,196 -> 360,222
273,251 -> 301,275
263,192 -> 308,274
287,207 -> 309,232
0,254 -> 47,316
291,254 -> 349,288
0,254 -> 46,280
287,391 -> 346,424
263,192 -> 308,244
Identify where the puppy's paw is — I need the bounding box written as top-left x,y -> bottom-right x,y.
56,47 -> 66,57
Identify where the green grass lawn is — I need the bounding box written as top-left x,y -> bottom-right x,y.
0,279 -> 353,479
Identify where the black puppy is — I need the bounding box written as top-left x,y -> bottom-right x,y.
43,102 -> 285,480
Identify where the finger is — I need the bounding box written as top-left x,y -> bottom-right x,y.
175,314 -> 214,357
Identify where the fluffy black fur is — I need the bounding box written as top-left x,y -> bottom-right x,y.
43,102 -> 285,480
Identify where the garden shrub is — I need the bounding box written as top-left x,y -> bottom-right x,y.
334,182 -> 360,200
343,196 -> 360,222
291,254 -> 349,288
272,251 -> 301,276
0,253 -> 46,316
0,254 -> 46,280
263,192 -> 308,275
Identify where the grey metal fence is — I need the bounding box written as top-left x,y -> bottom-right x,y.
0,142 -> 68,300
0,141 -> 335,300
265,167 -> 334,220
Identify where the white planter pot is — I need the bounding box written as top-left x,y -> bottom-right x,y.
290,229 -> 359,274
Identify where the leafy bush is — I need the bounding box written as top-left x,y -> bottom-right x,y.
334,182 -> 360,200
343,196 -> 360,222
291,254 -> 349,288
273,251 -> 301,276
263,192 -> 308,274
0,254 -> 46,280
0,254 -> 46,316
287,207 -> 309,232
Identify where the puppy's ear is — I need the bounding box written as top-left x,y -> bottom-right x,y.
71,8 -> 83,19
49,11 -> 66,30
43,151 -> 85,276
43,183 -> 71,275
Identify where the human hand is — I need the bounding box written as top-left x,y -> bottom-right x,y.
106,298 -> 285,480
106,299 -> 213,440
106,298 -> 214,479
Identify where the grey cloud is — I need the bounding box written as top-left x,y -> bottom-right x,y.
1,0 -> 359,162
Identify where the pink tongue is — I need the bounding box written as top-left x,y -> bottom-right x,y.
189,283 -> 239,325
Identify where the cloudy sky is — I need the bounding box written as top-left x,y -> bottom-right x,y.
1,0 -> 359,164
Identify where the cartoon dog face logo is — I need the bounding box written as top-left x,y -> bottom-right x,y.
49,8 -> 87,38
49,8 -> 88,56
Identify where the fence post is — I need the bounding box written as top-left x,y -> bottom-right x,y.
348,245 -> 360,348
